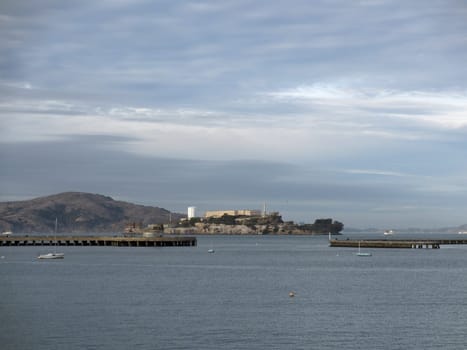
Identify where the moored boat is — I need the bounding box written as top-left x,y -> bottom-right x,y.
37,252 -> 64,259
37,218 -> 64,260
356,241 -> 372,257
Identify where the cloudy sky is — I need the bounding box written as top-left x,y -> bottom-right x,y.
1,0 -> 467,228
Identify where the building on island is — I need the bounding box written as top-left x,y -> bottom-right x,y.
204,209 -> 262,218
187,206 -> 196,219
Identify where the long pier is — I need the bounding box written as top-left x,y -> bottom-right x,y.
0,235 -> 197,247
329,238 -> 467,249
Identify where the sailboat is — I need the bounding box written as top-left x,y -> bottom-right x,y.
38,218 -> 64,259
207,241 -> 215,253
356,241 -> 372,257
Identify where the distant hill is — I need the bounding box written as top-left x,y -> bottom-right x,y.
0,192 -> 185,234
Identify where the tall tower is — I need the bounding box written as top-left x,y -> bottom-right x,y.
188,206 -> 196,219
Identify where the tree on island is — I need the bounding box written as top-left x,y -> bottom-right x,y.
298,219 -> 343,234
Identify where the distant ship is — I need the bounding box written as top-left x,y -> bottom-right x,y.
384,230 -> 394,235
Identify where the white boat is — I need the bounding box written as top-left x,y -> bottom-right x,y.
356,242 -> 372,257
2,231 -> 12,236
383,230 -> 393,235
38,218 -> 64,260
208,248 -> 215,253
37,252 -> 64,259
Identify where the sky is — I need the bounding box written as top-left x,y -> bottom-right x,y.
1,0 -> 467,229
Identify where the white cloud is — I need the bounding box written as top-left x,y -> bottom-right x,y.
343,169 -> 409,177
2,83 -> 465,164
266,84 -> 467,130
0,80 -> 34,90
0,98 -> 364,161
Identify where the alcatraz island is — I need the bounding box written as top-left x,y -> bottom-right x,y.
126,208 -> 344,236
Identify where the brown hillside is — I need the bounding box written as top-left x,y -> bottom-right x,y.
0,192 -> 185,234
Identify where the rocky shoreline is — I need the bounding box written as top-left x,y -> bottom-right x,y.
127,217 -> 344,236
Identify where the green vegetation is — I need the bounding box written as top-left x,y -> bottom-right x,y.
297,219 -> 344,234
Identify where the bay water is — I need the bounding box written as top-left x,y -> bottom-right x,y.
1,234 -> 466,349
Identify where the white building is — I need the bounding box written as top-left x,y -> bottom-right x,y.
188,206 -> 196,219
204,209 -> 261,218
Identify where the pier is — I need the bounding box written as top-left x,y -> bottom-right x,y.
329,238 -> 467,249
0,235 -> 197,247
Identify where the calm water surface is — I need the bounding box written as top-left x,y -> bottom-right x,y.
1,234 -> 466,349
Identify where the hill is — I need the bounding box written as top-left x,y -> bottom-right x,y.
0,192 -> 185,234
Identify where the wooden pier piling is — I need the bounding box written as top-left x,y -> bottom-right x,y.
329,238 -> 465,249
0,235 -> 197,247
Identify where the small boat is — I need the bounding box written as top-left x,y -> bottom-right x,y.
356,251 -> 372,257
356,242 -> 372,257
289,291 -> 295,297
38,218 -> 64,260
383,230 -> 393,235
2,231 -> 12,236
37,252 -> 64,259
207,241 -> 215,253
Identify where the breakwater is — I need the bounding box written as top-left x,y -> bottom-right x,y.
0,235 -> 197,247
329,238 -> 467,249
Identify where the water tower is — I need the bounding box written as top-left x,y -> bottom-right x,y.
187,206 -> 196,219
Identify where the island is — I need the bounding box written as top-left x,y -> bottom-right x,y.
126,213 -> 344,236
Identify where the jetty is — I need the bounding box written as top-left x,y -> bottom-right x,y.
0,235 -> 197,247
329,238 -> 467,249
